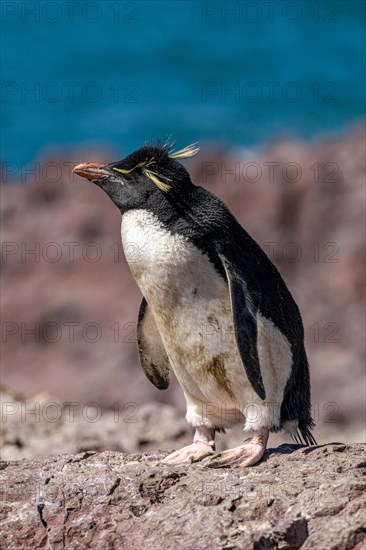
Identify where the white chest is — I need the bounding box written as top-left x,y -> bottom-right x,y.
121,209 -> 235,377
121,209 -> 227,304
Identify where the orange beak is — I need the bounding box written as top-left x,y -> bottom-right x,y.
73,162 -> 110,181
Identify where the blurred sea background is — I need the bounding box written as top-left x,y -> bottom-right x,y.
1,0 -> 365,164
1,1 -> 365,458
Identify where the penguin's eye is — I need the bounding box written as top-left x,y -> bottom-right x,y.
123,174 -> 134,183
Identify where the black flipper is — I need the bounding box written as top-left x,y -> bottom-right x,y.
218,253 -> 266,400
137,297 -> 170,390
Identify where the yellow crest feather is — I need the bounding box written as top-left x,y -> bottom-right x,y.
168,143 -> 200,160
113,161 -> 150,175
142,168 -> 171,192
113,167 -> 133,174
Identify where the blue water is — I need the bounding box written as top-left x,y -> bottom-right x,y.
1,0 -> 365,165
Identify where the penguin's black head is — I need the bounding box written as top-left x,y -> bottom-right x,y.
73,141 -> 199,213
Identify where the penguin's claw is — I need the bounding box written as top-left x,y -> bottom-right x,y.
162,442 -> 215,465
207,442 -> 266,469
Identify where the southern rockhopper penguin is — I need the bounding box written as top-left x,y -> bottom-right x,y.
73,141 -> 316,467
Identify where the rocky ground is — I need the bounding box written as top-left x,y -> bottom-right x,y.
1,443 -> 365,549
1,392 -> 365,549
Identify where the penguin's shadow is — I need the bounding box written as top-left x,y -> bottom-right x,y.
260,441 -> 346,463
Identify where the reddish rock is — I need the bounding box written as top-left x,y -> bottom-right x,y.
1,444 -> 365,549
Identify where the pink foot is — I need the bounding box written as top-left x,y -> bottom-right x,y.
208,427 -> 269,468
162,426 -> 215,465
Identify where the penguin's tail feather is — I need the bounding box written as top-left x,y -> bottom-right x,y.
291,424 -> 317,446
281,345 -> 317,446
